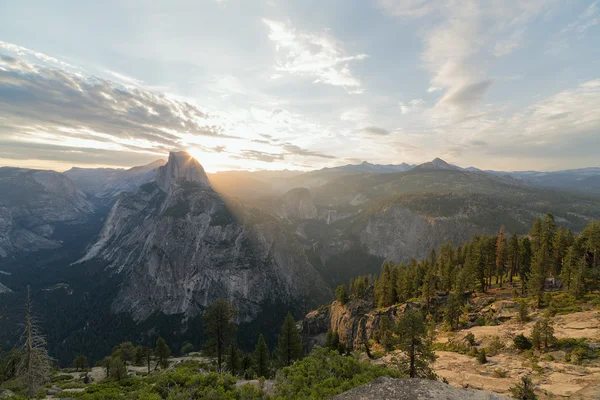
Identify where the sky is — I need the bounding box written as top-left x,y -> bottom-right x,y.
0,0 -> 599,172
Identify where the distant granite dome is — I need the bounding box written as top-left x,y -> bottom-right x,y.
156,151 -> 210,192
276,187 -> 318,220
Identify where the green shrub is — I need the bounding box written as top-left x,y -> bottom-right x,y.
477,349 -> 487,364
273,346 -> 401,399
514,334 -> 532,351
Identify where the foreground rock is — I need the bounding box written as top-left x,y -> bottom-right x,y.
332,377 -> 513,400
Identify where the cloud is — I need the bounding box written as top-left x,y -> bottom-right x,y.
262,19 -> 368,92
439,79 -> 492,109
360,126 -> 390,136
380,1 -> 555,120
0,53 -> 236,166
282,144 -> 336,159
399,99 -> 425,114
236,149 -> 284,163
377,0 -> 437,18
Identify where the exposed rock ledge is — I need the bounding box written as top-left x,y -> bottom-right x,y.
332,377 -> 514,400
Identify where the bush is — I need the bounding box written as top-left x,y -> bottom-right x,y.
514,334 -> 533,351
487,336 -> 505,356
509,375 -> 537,400
464,333 -> 476,347
492,368 -> 508,378
273,346 -> 401,399
477,349 -> 488,364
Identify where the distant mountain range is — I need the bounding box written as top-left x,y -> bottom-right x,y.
1,153 -> 599,364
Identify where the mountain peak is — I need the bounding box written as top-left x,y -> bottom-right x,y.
156,151 -> 210,192
415,157 -> 459,171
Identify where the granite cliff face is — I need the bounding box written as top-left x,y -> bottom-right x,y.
275,187 -> 318,220
79,152 -> 332,322
0,167 -> 94,258
302,289 -> 419,351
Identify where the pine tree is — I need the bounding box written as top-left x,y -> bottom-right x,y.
507,233 -> 520,284
528,243 -> 550,307
253,334 -> 270,378
392,308 -> 436,379
444,293 -> 461,331
226,342 -> 241,376
275,312 -> 304,367
496,226 -> 508,285
155,337 -> 170,369
530,218 -> 543,255
421,267 -> 436,308
203,299 -> 237,372
509,375 -> 538,400
519,237 -> 532,295
72,355 -> 88,371
335,284 -> 349,305
18,287 -> 51,396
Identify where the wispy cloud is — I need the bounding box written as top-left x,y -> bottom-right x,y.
263,19 -> 368,93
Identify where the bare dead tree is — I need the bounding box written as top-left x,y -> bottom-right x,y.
18,286 -> 51,396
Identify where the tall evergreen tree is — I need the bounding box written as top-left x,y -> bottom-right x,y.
519,237 -> 532,295
275,313 -> 304,367
529,243 -> 550,307
253,334 -> 271,378
393,308 -> 436,379
496,226 -> 508,285
444,293 -> 461,331
507,233 -> 520,284
18,287 -> 51,396
154,337 -> 170,370
226,342 -> 241,376
203,299 -> 237,372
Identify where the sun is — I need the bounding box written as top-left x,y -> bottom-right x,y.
187,148 -> 223,173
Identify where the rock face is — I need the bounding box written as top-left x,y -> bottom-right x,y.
0,281 -> 11,294
332,377 -> 514,400
358,203 -> 481,263
79,151 -> 332,322
64,159 -> 166,198
302,290 -> 420,351
0,167 -> 94,257
156,152 -> 210,192
275,187 -> 318,220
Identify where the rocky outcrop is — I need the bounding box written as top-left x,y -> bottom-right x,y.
156,152 -> 210,192
79,151 -> 332,322
333,377 -> 514,400
302,291 -> 420,351
275,187 -> 318,220
0,167 -> 94,257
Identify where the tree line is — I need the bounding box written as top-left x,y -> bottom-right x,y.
337,215 -> 600,310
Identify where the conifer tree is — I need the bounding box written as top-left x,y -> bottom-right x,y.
392,308 -> 436,379
155,337 -> 170,369
275,312 -> 304,367
519,237 -> 532,295
444,293 -> 461,331
253,334 -> 270,378
528,243 -> 550,307
335,284 -> 349,305
18,287 -> 51,396
203,299 -> 237,372
226,342 -> 241,376
507,233 -> 520,284
496,226 -> 508,285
